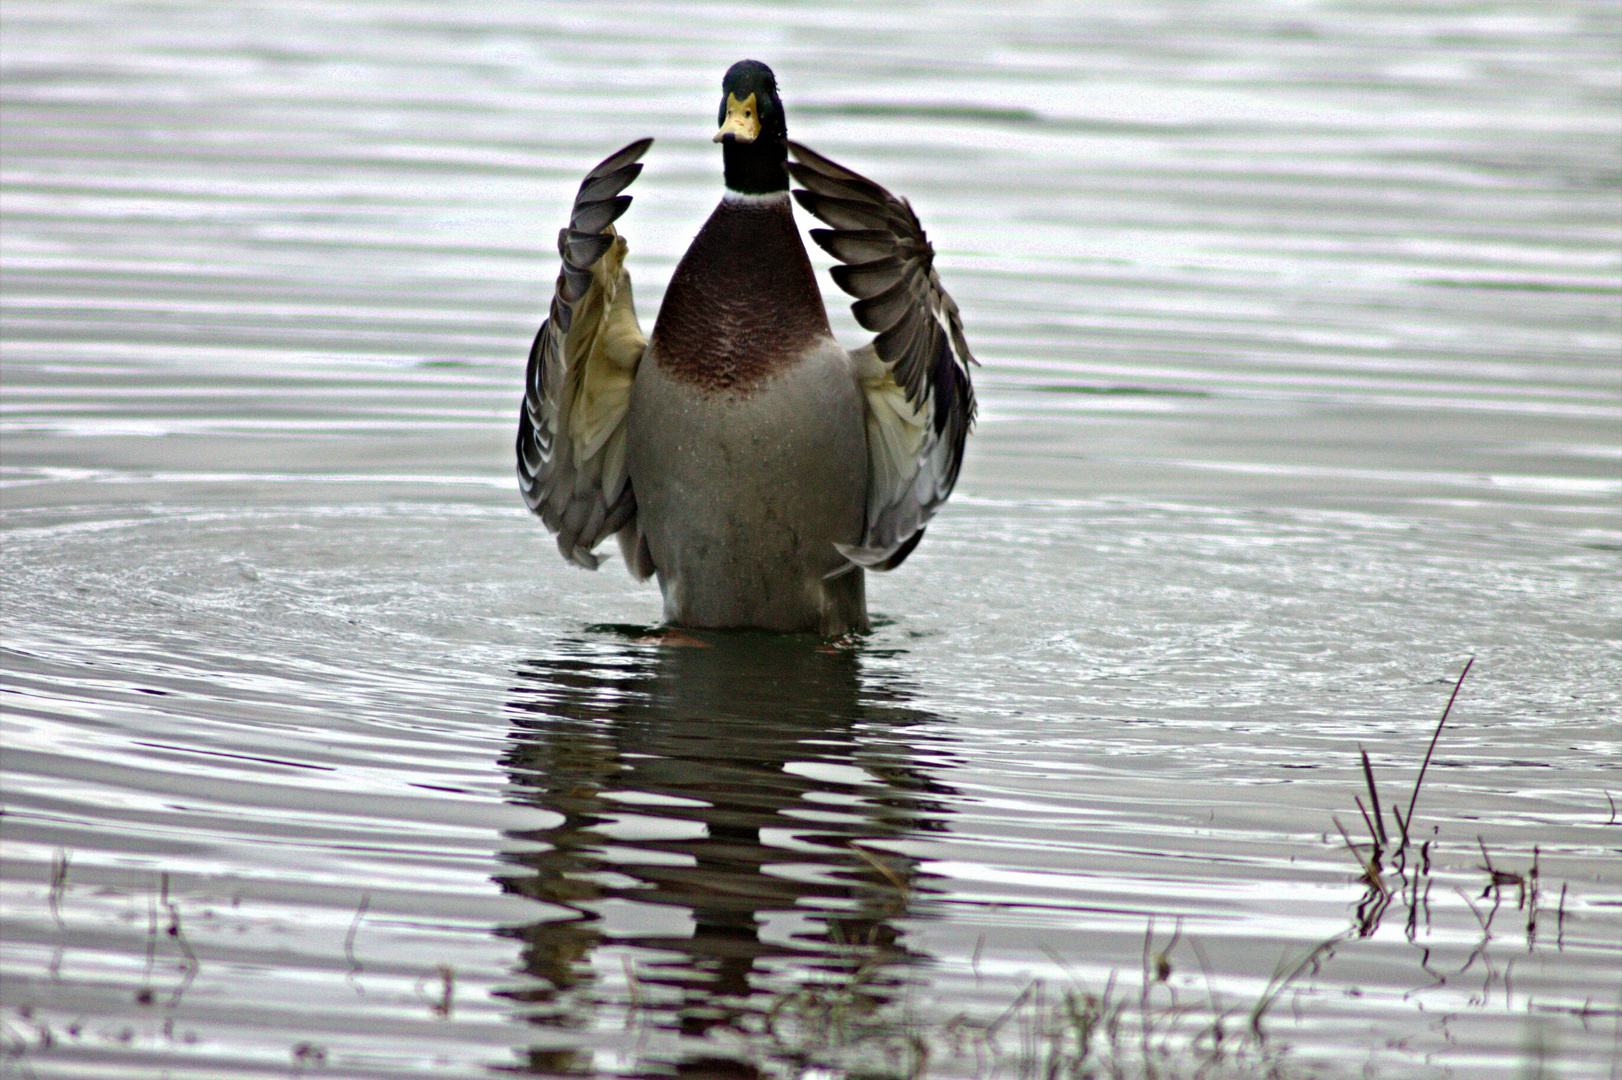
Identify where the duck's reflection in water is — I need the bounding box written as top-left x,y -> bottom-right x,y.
497,630 -> 956,1075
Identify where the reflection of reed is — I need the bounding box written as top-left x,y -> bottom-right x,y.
495,631 -> 956,1073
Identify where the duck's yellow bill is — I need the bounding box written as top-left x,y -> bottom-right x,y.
713,93 -> 761,143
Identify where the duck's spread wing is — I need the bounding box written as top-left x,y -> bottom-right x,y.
786,141 -> 977,572
517,138 -> 653,572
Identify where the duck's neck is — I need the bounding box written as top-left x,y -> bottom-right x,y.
722,138 -> 789,197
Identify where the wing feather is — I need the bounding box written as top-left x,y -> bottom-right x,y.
830,255 -> 906,298
787,141 -> 977,574
516,138 -> 654,575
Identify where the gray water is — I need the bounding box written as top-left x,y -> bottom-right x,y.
2,2 -> 1619,1077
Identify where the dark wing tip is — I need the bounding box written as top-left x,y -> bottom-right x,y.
584,138 -> 654,183
570,194 -> 633,236
808,228 -> 895,266
786,140 -> 868,185
569,139 -> 653,226
793,189 -> 892,233
874,527 -> 926,572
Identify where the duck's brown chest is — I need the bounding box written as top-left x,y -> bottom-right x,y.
648,197 -> 831,394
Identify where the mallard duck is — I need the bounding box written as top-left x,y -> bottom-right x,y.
517,60 -> 976,634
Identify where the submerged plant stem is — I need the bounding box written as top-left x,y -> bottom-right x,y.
1401,656 -> 1474,843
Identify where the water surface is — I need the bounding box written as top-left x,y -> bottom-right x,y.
3,2 -> 1619,1077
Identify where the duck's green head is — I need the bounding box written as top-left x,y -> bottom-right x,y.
713,60 -> 788,196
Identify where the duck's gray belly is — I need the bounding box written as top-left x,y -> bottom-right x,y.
626,335 -> 868,633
